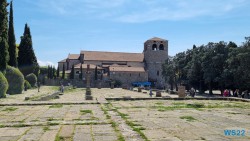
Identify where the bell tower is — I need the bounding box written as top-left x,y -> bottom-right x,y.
143,37 -> 168,88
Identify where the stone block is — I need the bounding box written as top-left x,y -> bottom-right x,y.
178,86 -> 186,98
156,91 -> 162,97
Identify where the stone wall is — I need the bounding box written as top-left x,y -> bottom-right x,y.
58,62 -> 66,71
110,71 -> 148,86
143,39 -> 168,88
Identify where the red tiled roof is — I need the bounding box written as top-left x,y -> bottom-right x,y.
109,66 -> 145,72
147,37 -> 167,41
74,63 -> 102,69
58,59 -> 66,63
68,54 -> 80,60
81,51 -> 144,62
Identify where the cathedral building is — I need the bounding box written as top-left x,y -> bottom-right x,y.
58,37 -> 168,87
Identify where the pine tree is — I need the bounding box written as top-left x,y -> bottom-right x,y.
8,1 -> 17,67
70,65 -> 74,79
18,23 -> 39,76
0,0 -> 9,72
62,64 -> 65,79
56,66 -> 59,78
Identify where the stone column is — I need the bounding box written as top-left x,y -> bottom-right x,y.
178,86 -> 186,98
85,64 -> 93,100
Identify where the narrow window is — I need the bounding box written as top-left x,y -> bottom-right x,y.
159,44 -> 164,50
130,73 -> 131,77
152,44 -> 157,51
157,71 -> 159,76
139,73 -> 140,77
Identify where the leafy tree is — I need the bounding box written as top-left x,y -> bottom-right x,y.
8,1 -> 17,67
18,23 -> 39,76
62,64 -> 65,79
162,58 -> 175,91
70,65 -> 74,79
173,51 -> 187,88
187,46 -> 205,93
0,0 -> 9,72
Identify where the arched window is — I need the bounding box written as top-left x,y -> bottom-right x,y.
159,44 -> 164,50
152,44 -> 157,51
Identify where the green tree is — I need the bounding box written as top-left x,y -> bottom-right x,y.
187,46 -> 205,94
8,1 -> 17,67
52,66 -> 56,79
0,0 -> 9,72
70,65 -> 74,79
62,64 -> 65,79
94,66 -> 97,80
162,58 -> 175,91
47,65 -> 50,79
56,66 -> 59,78
79,63 -> 83,80
18,23 -> 39,76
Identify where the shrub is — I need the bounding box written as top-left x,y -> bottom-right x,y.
24,80 -> 31,89
25,73 -> 37,87
114,80 -> 122,87
5,66 -> 24,94
0,72 -> 8,98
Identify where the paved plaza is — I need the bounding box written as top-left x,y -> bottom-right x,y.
0,86 -> 249,141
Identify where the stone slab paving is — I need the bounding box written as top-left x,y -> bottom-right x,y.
0,88 -> 249,141
110,100 -> 250,141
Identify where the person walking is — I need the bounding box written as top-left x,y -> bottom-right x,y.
223,89 -> 229,97
190,87 -> 195,97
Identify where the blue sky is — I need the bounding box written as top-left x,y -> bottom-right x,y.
12,0 -> 250,66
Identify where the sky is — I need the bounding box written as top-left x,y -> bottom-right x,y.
11,0 -> 250,67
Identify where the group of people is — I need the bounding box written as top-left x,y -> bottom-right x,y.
223,89 -> 249,98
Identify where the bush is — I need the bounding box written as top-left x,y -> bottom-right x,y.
5,66 -> 24,94
114,80 -> 122,87
25,73 -> 37,87
0,72 -> 8,98
24,80 -> 32,89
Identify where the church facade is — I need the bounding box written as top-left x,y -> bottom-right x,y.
58,37 -> 168,87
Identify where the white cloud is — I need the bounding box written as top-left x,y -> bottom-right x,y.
24,0 -> 249,22
117,0 -> 248,23
38,60 -> 56,67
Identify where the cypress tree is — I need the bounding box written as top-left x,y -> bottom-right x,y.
52,66 -> 56,79
8,1 -> 17,67
79,63 -> 83,80
62,64 -> 65,79
18,23 -> 39,76
56,66 -> 59,78
94,66 -> 97,80
0,0 -> 9,72
47,65 -> 50,79
70,65 -> 74,79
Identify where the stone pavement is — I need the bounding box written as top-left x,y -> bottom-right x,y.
0,87 -> 249,141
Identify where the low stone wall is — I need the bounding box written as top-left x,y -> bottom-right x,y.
44,79 -> 111,88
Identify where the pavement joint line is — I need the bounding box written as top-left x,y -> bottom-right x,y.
0,97 -> 248,107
